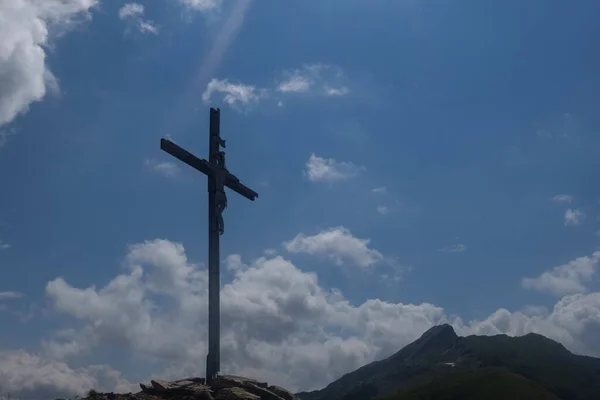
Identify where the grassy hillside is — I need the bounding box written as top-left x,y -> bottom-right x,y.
459,333 -> 600,400
383,367 -> 561,400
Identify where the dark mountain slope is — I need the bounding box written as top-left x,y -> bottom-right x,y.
297,325 -> 600,400
297,325 -> 463,400
459,333 -> 600,400
385,367 -> 561,400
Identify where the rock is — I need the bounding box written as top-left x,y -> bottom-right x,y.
215,387 -> 260,400
139,383 -> 153,393
150,380 -> 170,392
213,376 -> 284,400
267,386 -> 295,400
182,384 -> 212,396
174,377 -> 206,385
217,376 -> 269,389
83,375 -> 293,400
172,380 -> 195,387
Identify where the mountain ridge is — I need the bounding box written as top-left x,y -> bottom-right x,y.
297,325 -> 600,400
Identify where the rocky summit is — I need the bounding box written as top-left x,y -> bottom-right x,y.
82,375 -> 298,400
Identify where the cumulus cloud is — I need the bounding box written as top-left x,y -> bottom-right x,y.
522,252 -> 600,296
453,292 -> 600,360
118,3 -> 159,35
304,154 -> 364,182
552,194 -> 574,204
0,350 -> 137,400
38,239 -> 435,392
202,79 -> 267,109
564,208 -> 584,226
2,240 -> 600,396
0,0 -> 97,128
283,227 -> 385,269
144,158 -> 180,178
437,244 -> 467,253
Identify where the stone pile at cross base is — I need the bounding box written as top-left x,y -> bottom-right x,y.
82,375 -> 298,400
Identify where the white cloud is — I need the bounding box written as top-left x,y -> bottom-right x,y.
225,253 -> 245,272
522,252 -> 600,296
202,79 -> 266,109
37,239 -> 428,392
0,0 -> 98,128
0,291 -> 24,299
277,64 -> 349,97
372,187 -> 387,194
118,3 -> 159,35
283,227 -> 385,269
552,194 -> 574,204
263,248 -> 277,257
207,63 -> 349,111
119,3 -> 143,18
376,206 -> 389,215
325,86 -> 349,96
0,240 -> 11,250
3,241 -> 600,396
179,0 -> 222,12
277,75 -> 312,93
453,292 -> 600,360
0,350 -> 137,400
144,158 -> 180,178
304,154 -> 364,182
565,208 -> 584,226
438,244 -> 467,253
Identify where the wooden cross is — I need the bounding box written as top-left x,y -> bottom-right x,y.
160,108 -> 258,384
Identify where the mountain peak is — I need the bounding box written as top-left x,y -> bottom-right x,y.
389,324 -> 459,363
420,324 -> 457,340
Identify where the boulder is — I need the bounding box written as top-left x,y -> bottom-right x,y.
267,386 -> 296,400
213,376 -> 284,400
139,383 -> 154,393
215,387 -> 260,400
217,376 -> 269,389
150,380 -> 170,391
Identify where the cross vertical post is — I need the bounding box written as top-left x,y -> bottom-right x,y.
159,108 -> 258,385
207,108 -> 224,384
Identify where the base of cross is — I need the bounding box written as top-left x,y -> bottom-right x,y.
206,352 -> 219,386
80,375 -> 298,400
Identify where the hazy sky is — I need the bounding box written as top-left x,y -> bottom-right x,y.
1,0 -> 600,398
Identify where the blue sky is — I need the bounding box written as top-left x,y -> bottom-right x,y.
1,0 -> 600,398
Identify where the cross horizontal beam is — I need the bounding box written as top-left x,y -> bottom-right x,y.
160,138 -> 259,201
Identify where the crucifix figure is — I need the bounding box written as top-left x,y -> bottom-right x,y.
160,108 -> 258,384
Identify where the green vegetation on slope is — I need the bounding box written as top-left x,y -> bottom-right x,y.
382,367 -> 561,400
459,333 -> 600,400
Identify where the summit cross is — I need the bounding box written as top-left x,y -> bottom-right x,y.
160,108 -> 258,384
